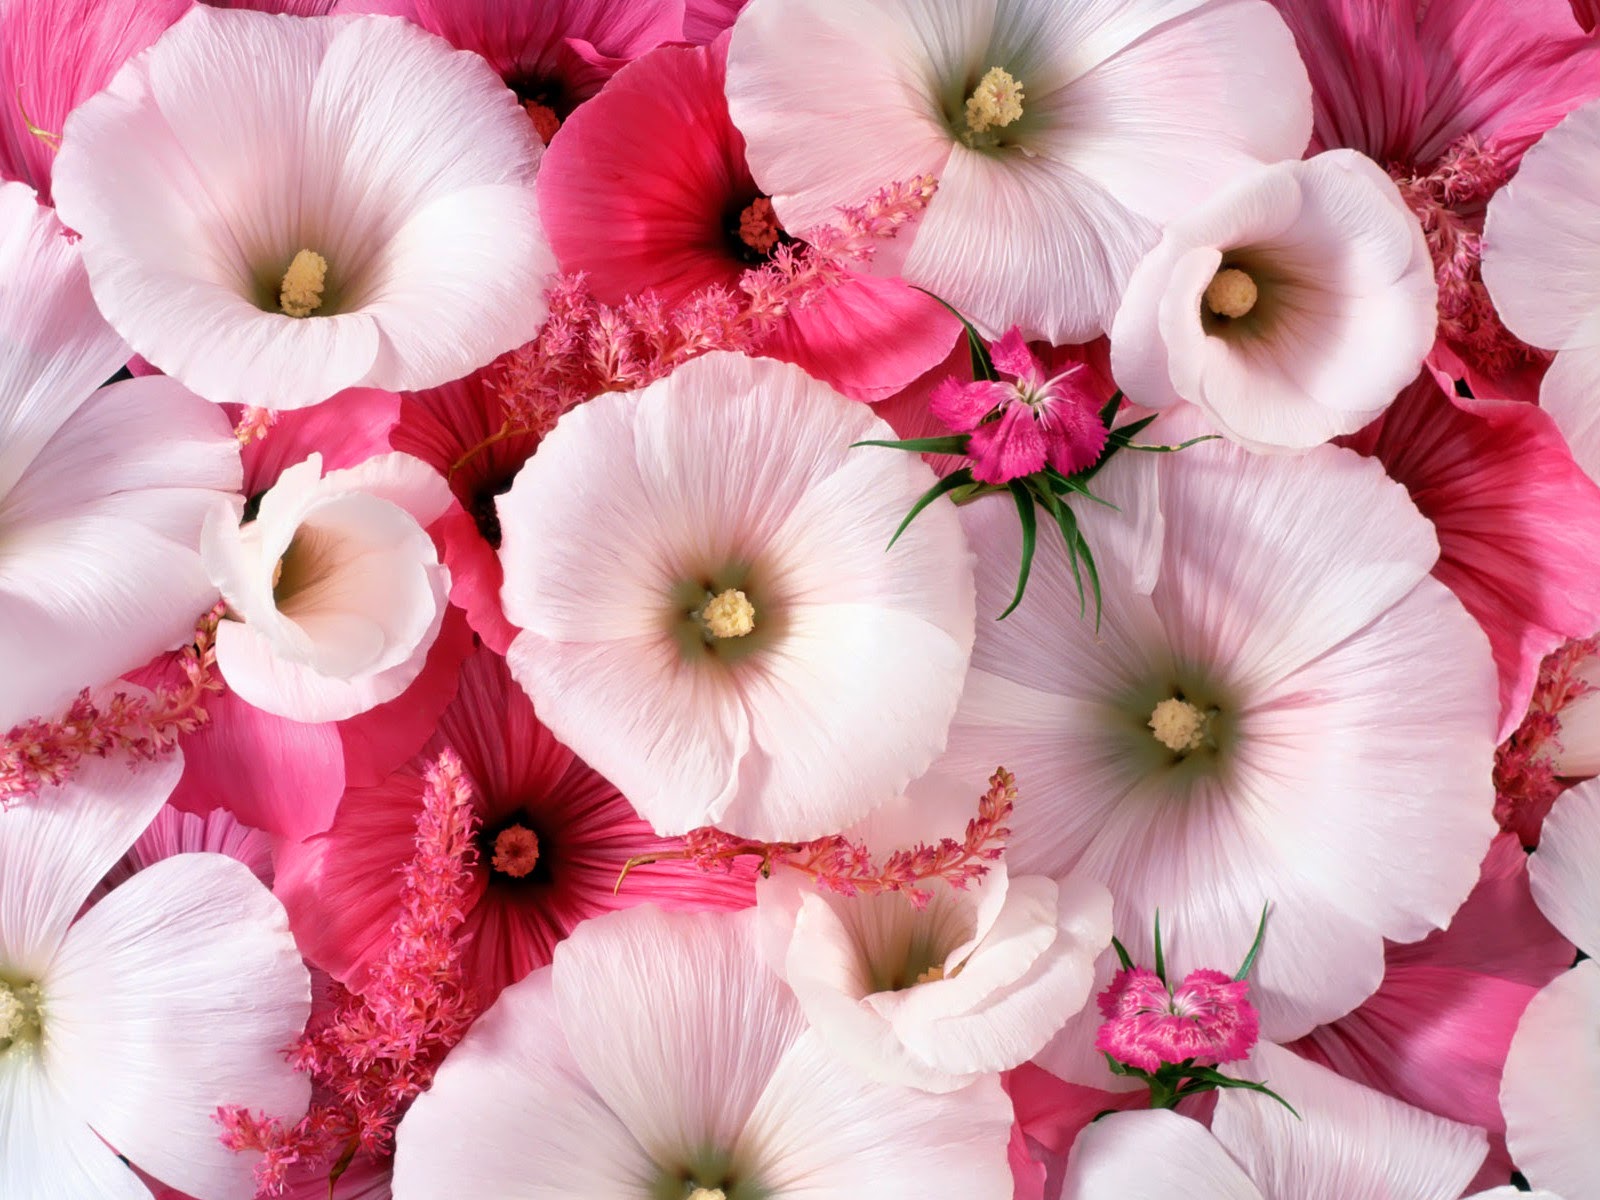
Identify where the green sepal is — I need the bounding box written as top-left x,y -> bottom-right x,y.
1110,935 -> 1135,972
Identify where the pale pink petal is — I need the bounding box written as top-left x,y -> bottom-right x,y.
0,753 -> 178,975
391,969 -> 653,1199
1540,340 -> 1600,486
1213,1042 -> 1488,1200
0,1051 -> 150,1200
1530,779 -> 1600,957
1502,960 -> 1600,1199
1058,1109 -> 1264,1200
102,806 -> 274,892
43,854 -> 311,1200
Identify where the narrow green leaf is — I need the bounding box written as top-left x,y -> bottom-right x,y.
1051,502 -> 1087,619
851,435 -> 971,454
1098,389 -> 1124,428
1106,414 -> 1159,443
1153,909 -> 1166,986
1111,433 -> 1221,454
1234,904 -> 1270,981
913,287 -> 998,382
1075,532 -> 1104,630
887,469 -> 973,550
1110,936 -> 1135,972
997,482 -> 1037,620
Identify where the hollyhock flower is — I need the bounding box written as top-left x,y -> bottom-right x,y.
200,452 -> 452,722
1340,372 -> 1600,740
350,0 -> 684,143
0,0 -> 188,201
1483,98 -> 1600,457
756,779 -> 1113,1091
51,6 -> 555,411
1289,833 -> 1574,1188
925,420 -> 1498,1042
1270,0 -> 1600,401
275,645 -> 753,1004
930,328 -> 1107,483
1058,1045 -> 1547,1200
1110,151 -> 1436,452
684,0 -> 744,42
0,753 -> 310,1198
725,0 -> 1312,343
0,181 -> 241,733
537,37 -> 957,401
1096,967 -> 1260,1074
390,906 -> 1015,1198
1501,779 -> 1600,1197
498,351 -> 975,841
101,805 -> 275,893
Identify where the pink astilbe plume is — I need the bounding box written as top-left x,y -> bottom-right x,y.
1495,634 -> 1600,846
0,603 -> 223,807
625,766 -> 1014,910
449,175 -> 937,478
217,750 -> 481,1196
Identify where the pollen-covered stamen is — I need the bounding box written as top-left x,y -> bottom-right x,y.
279,249 -> 328,318
491,824 -> 541,878
965,66 -> 1024,135
686,1190 -> 727,1200
699,589 -> 756,640
1204,268 -> 1258,320
1149,697 -> 1208,754
523,100 -> 561,145
738,197 -> 783,255
0,980 -> 41,1049
914,964 -> 946,985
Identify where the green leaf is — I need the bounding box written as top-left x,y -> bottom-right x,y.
913,287 -> 998,382
1106,414 -> 1159,445
1180,1068 -> 1300,1119
1074,532 -> 1103,631
1153,909 -> 1166,986
997,481 -> 1037,620
1234,904 -> 1270,982
887,468 -> 973,550
1098,389 -> 1125,428
1110,936 -> 1135,972
1048,500 -> 1087,619
851,435 -> 971,455
1112,433 -> 1221,455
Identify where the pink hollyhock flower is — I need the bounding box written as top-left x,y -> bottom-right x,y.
1341,371 -> 1600,740
0,181 -> 241,732
51,7 -> 555,411
0,753 -> 310,1199
684,0 -> 744,42
390,906 -> 1015,1197
726,0 -> 1312,343
200,451 -> 452,722
274,646 -> 753,1004
349,0 -> 683,143
757,781 -> 1112,1092
925,415 -> 1498,1043
1289,833 -> 1574,1189
537,37 -> 957,401
1270,0 -> 1600,402
1111,151 -> 1437,452
1058,1045 -> 1547,1200
1484,97 -> 1600,458
931,328 -> 1107,483
0,0 -> 188,201
1096,967 -> 1260,1073
497,351 -> 976,841
101,805 -> 275,893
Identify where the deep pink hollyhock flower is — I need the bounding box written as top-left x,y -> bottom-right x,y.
1269,0 -> 1600,401
348,0 -> 684,142
1289,833 -> 1574,1191
0,0 -> 188,202
274,645 -> 755,1005
1341,370 -> 1600,740
535,37 -> 957,401
1095,966 -> 1261,1073
1576,0 -> 1600,30
930,328 -> 1108,484
683,0 -> 743,42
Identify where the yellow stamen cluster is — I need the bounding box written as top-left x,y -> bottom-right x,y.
914,965 -> 946,986
1149,698 -> 1208,754
1204,267 -> 1258,320
279,249 -> 328,318
965,66 -> 1024,135
687,1190 -> 727,1200
700,589 -> 756,640
0,980 -> 39,1047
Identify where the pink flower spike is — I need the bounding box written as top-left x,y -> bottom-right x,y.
1095,966 -> 1261,1073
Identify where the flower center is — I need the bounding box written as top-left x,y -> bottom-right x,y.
0,979 -> 41,1051
522,100 -> 561,145
1204,267 -> 1258,320
699,589 -> 756,640
279,249 -> 328,318
914,964 -> 946,985
687,1191 -> 726,1200
965,66 -> 1024,135
736,197 -> 782,255
1149,697 -> 1209,754
491,824 -> 540,878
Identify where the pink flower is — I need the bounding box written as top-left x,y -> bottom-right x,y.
1095,967 -> 1260,1073
537,37 -> 956,401
273,646 -> 753,1006
931,328 -> 1107,484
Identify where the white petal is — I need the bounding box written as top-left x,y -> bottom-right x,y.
1530,779 -> 1600,959
392,969 -> 652,1200
1502,961 -> 1600,1200
1213,1042 -> 1488,1200
0,754 -> 177,977
323,452 -> 452,528
1058,1108 -> 1264,1200
0,1049 -> 150,1200
43,854 -> 311,1200
1539,340 -> 1600,488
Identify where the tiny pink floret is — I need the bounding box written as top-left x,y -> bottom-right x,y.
1095,966 -> 1260,1073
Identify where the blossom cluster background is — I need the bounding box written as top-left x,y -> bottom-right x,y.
4,0 -> 1600,1196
